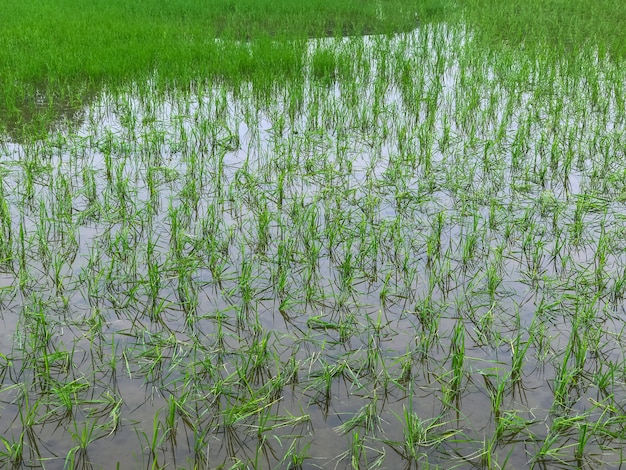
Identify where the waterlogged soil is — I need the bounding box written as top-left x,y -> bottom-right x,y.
1,24 -> 626,469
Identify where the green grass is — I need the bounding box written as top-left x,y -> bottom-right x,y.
5,0 -> 626,137
462,0 -> 626,58
1,1 -> 626,468
0,0 -> 449,136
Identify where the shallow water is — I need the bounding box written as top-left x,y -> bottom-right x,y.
1,23 -> 626,469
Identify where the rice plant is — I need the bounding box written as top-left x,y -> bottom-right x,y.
0,1 -> 626,468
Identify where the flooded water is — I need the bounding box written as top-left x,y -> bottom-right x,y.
1,24 -> 626,469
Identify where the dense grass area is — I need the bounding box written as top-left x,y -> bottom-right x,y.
2,0 -> 626,137
461,0 -> 626,58
0,0 -> 447,135
2,0 -> 432,83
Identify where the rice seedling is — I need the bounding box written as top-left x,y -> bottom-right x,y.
0,434 -> 24,469
387,402 -> 457,465
334,431 -> 386,470
334,392 -> 381,436
1,1 -> 626,467
65,419 -> 102,470
278,439 -> 312,470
